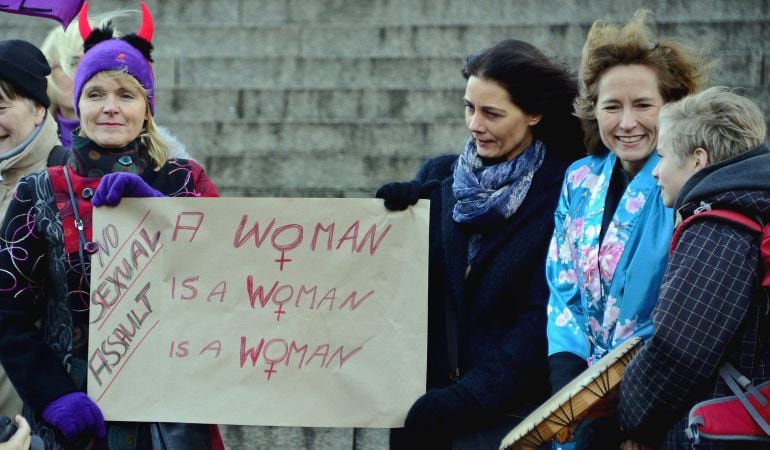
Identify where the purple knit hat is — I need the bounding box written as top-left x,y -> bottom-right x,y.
73,2 -> 155,116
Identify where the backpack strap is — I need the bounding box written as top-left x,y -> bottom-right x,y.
676,212 -> 770,439
671,209 -> 770,288
718,362 -> 770,436
671,209 -> 762,253
47,145 -> 70,167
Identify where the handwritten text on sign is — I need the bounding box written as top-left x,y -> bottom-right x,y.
88,197 -> 429,428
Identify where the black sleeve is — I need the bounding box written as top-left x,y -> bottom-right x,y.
415,154 -> 458,183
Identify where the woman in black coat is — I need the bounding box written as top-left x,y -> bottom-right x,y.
377,39 -> 585,449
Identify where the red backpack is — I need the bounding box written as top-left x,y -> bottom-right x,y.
671,209 -> 770,443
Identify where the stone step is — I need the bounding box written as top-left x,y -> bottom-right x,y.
203,152 -> 438,197
220,426 -> 386,450
272,0 -> 769,25
155,85 -> 770,120
154,87 -> 464,120
161,118 -> 467,157
150,23 -> 589,58
75,0 -> 770,26
156,20 -> 770,58
156,20 -> 769,59
0,20 -> 762,92
132,20 -> 770,58
1,19 -> 765,58
152,50 -> 764,90
217,185 -> 386,198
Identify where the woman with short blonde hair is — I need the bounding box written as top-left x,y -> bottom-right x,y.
620,87 -> 770,448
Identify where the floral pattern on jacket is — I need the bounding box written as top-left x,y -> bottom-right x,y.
546,152 -> 673,362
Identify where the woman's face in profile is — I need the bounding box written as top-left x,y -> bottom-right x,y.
51,53 -> 81,114
78,72 -> 148,149
595,64 -> 664,176
464,75 -> 541,161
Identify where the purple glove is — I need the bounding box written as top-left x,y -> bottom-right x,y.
42,392 -> 107,441
92,172 -> 164,207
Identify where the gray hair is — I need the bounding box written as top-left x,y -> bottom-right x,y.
658,86 -> 766,165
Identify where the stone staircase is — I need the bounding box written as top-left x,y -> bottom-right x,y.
2,0 -> 768,200
1,0 -> 768,448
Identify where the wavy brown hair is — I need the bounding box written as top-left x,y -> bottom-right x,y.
575,9 -> 713,155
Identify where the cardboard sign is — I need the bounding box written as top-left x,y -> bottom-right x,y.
87,197 -> 429,428
0,0 -> 84,27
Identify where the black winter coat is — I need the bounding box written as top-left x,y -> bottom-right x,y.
398,150 -> 567,447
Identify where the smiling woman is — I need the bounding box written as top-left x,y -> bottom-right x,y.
0,38 -> 62,423
0,3 -> 224,449
0,40 -> 56,181
544,9 -> 712,449
0,92 -> 45,153
595,65 -> 663,177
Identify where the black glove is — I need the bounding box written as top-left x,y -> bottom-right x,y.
573,416 -> 623,450
376,180 -> 439,211
548,351 -> 588,394
404,384 -> 482,431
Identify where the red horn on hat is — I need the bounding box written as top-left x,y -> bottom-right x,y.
137,2 -> 154,42
78,1 -> 92,41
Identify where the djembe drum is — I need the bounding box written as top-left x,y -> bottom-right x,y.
499,337 -> 643,450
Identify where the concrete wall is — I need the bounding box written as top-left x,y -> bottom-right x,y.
1,1 -> 768,448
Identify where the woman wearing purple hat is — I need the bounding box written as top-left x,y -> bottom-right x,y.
0,3 -> 223,449
40,8 -> 192,159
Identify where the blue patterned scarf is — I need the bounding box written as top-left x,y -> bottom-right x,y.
452,137 -> 545,229
453,138 -> 545,264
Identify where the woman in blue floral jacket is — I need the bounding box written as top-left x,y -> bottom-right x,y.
546,10 -> 711,448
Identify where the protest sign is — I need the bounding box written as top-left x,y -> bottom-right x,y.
87,197 -> 429,427
0,0 -> 83,27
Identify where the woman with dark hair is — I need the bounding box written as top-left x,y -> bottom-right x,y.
376,38 -> 584,449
